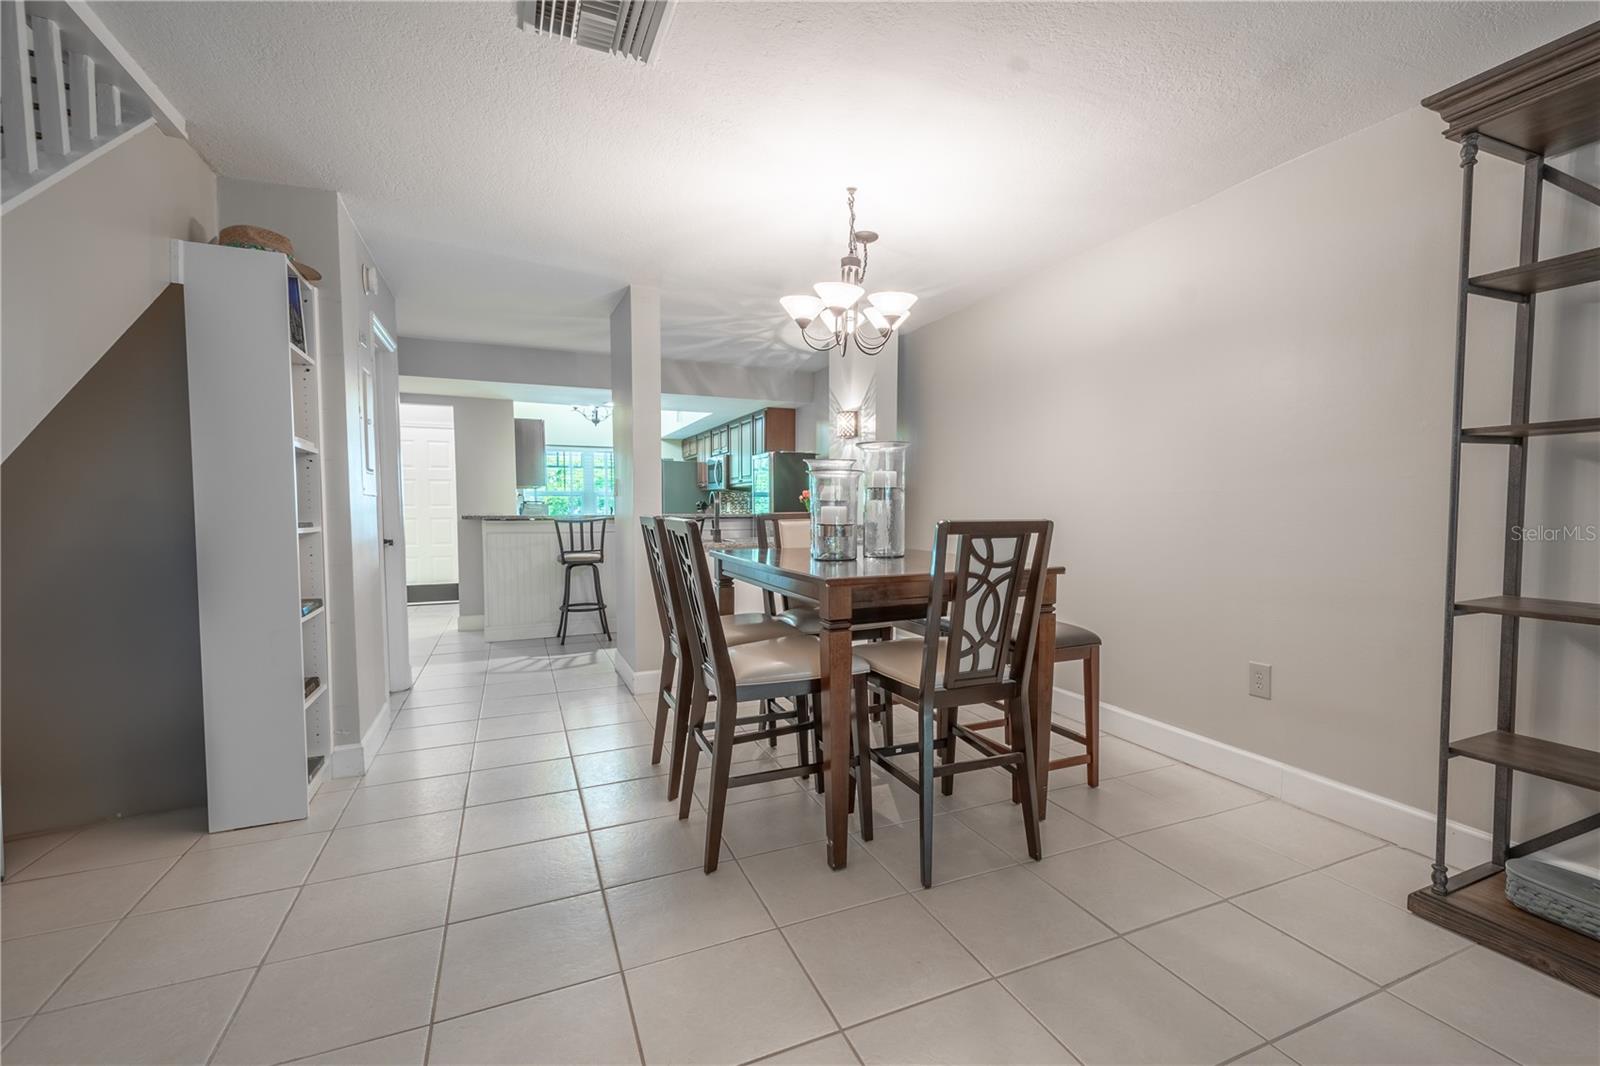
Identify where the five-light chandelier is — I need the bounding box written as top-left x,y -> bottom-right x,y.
780,187 -> 917,357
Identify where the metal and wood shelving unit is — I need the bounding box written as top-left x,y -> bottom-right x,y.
1409,22 -> 1600,994
176,239 -> 333,833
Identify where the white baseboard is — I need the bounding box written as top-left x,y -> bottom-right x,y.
1051,686 -> 1496,872
329,697 -> 395,780
615,656 -> 660,697
457,614 -> 485,631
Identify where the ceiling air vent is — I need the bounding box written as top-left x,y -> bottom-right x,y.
516,0 -> 674,64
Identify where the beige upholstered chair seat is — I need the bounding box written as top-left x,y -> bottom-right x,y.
775,606 -> 822,635
727,635 -> 867,686
855,637 -> 948,688
905,617 -> 1101,653
724,613 -> 796,645
562,550 -> 603,563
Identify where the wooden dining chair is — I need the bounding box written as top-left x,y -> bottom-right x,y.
856,519 -> 1053,888
661,517 -> 874,872
639,517 -> 792,800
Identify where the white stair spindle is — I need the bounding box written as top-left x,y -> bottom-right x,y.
96,76 -> 120,128
28,15 -> 68,156
1,0 -> 39,175
68,49 -> 96,141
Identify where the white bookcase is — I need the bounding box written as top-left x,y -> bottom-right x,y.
175,239 -> 332,832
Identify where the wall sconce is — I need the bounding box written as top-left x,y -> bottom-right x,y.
834,408 -> 860,440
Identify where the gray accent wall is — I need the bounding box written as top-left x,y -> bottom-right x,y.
2,286 -> 206,836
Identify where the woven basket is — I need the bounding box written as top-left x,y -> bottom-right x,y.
1505,857 -> 1600,940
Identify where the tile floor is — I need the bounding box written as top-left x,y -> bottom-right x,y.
3,603 -> 1596,1065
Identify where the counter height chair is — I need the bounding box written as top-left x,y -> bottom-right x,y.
856,519 -> 1053,888
640,517 -> 793,800
553,517 -> 611,646
662,517 -> 874,873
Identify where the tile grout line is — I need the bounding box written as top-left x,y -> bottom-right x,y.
573,778 -> 649,1066
419,805 -> 467,1065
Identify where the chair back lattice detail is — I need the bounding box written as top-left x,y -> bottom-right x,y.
554,517 -> 607,560
639,518 -> 677,651
661,518 -> 730,692
925,520 -> 1054,692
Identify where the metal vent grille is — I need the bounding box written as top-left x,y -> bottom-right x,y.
516,0 -> 673,64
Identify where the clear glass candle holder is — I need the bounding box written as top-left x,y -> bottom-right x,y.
806,460 -> 862,562
858,441 -> 908,558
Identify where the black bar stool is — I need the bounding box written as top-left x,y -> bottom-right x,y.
553,517 -> 611,645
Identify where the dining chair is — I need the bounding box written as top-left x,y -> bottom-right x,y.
661,516 -> 874,872
639,517 -> 793,800
856,519 -> 1053,888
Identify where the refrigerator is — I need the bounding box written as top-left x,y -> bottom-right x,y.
750,451 -> 815,514
662,459 -> 708,513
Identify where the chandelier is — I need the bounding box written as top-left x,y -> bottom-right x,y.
780,187 -> 917,357
573,404 -> 612,426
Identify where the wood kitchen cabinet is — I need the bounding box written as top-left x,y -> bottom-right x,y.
676,408 -> 800,486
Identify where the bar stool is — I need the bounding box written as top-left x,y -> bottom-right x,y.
553,517 -> 610,645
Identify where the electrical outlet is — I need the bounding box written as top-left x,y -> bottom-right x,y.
1249,662 -> 1272,700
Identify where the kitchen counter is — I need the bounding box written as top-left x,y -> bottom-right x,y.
462,514 -> 616,521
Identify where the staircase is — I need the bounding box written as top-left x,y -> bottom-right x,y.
1,0 -> 185,208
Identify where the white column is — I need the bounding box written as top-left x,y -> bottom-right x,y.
826,333 -> 899,459
610,286 -> 664,691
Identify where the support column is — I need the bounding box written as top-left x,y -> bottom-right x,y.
610,286 -> 664,692
827,334 -> 899,458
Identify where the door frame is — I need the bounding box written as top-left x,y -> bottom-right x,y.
372,317 -> 412,695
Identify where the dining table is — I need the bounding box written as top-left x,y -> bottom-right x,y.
709,545 -> 1065,869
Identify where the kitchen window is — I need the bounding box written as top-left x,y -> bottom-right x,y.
519,447 -> 616,516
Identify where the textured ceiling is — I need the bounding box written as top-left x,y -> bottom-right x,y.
96,1 -> 1593,369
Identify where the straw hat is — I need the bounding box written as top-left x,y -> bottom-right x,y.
212,225 -> 322,282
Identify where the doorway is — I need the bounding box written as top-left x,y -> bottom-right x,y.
399,402 -> 460,603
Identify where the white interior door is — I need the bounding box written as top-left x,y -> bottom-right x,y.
399,403 -> 459,586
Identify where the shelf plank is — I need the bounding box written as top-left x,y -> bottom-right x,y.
1461,417 -> 1600,441
297,525 -> 321,535
303,682 -> 328,710
1470,247 -> 1600,296
1456,595 -> 1600,626
290,343 -> 314,367
1450,731 -> 1600,791
293,436 -> 318,455
1409,873 -> 1600,996
300,605 -> 325,624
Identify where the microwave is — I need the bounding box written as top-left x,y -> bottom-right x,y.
702,455 -> 728,491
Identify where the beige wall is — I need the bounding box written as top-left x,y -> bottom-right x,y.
901,106 -> 1598,843
2,124 -> 217,459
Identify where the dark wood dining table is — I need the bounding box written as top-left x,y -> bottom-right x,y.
709,546 -> 1065,869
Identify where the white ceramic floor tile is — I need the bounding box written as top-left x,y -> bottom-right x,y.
754,1033 -> 860,1065
1120,764 -> 1265,813
308,811 -> 460,882
403,686 -> 485,709
846,980 -> 1076,1065
49,889 -> 296,1009
191,790 -> 351,850
213,928 -> 444,1064
558,687 -> 638,712
562,702 -> 648,730
459,791 -> 587,854
1033,840 -> 1219,932
1391,947 -> 1600,1066
381,721 -> 479,754
433,892 -> 618,1020
390,701 -> 480,730
479,692 -> 563,718
290,1027 -> 429,1065
589,813 -> 733,887
466,760 -> 579,806
10,809 -> 205,881
268,859 -> 454,962
626,931 -> 835,1065
719,791 -> 832,858
1277,992 -> 1510,1065
450,834 -> 599,921
1322,846 -> 1438,909
472,733 -> 571,771
567,721 -> 657,755
337,775 -> 468,828
0,832 -> 77,878
1128,903 -> 1375,1040
1201,802 -> 1381,869
953,798 -> 1110,860
362,745 -> 474,787
582,777 -> 695,830
741,841 -> 906,926
572,745 -> 672,788
1,922 -> 115,1020
606,864 -> 774,967
1,857 -> 176,939
784,894 -> 987,1028
1002,938 -> 1258,1066
1047,779 -> 1197,837
1235,872 -> 1467,983
856,815 -> 1016,890
1123,818 -> 1310,897
481,675 -> 560,698
133,833 -> 326,914
475,710 -> 566,741
918,865 -> 1112,975
429,974 -> 640,1065
2,970 -> 251,1066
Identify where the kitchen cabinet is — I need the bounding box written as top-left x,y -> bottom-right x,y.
681,435 -> 697,460
676,409 -> 799,488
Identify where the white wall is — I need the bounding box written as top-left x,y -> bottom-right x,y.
900,106 -> 1598,844
401,393 -> 517,621
2,124 -> 217,459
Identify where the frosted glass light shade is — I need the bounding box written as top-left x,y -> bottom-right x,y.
867,291 -> 918,321
814,281 -> 864,312
780,294 -> 823,327
862,306 -> 890,333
